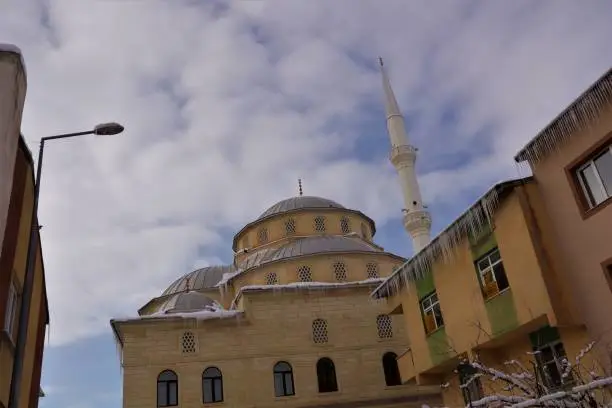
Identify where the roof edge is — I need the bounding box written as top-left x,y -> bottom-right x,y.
514,67 -> 612,163
372,176 -> 533,299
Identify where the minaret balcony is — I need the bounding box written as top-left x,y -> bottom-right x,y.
402,209 -> 432,234
390,144 -> 417,167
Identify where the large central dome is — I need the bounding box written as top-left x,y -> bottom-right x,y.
258,196 -> 345,220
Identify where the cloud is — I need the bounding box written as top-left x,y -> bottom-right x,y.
1,0 -> 611,346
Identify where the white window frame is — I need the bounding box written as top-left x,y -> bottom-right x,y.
420,292 -> 443,332
3,279 -> 19,341
576,145 -> 612,209
476,248 -> 508,297
536,340 -> 572,388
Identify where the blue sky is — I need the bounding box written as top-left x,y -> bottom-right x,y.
1,1 -> 612,407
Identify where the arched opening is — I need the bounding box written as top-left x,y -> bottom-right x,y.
382,352 -> 402,386
316,357 -> 338,393
202,367 -> 223,403
157,370 -> 178,407
273,361 -> 295,397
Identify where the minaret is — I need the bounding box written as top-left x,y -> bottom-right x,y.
378,58 -> 432,253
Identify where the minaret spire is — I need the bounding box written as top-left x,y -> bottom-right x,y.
378,58 -> 432,253
298,179 -> 303,196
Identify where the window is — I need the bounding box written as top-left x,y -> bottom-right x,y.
258,227 -> 269,244
457,363 -> 483,405
576,143 -> 612,209
265,272 -> 278,285
273,362 -> 295,397
157,370 -> 178,407
312,318 -> 328,344
376,315 -> 393,339
3,280 -> 19,341
285,218 -> 296,236
316,358 -> 338,393
181,331 -> 197,354
382,352 -> 402,386
366,262 -> 379,279
332,261 -> 347,282
476,248 -> 509,300
340,216 -> 351,234
243,234 -> 250,249
202,367 -> 223,403
297,265 -> 312,282
314,216 -> 326,232
420,292 -> 444,334
535,341 -> 572,388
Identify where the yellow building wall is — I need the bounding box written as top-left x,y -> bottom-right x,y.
120,287 -> 442,408
0,147 -> 47,408
391,187 -> 575,383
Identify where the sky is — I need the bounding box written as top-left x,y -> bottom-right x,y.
1,1 -> 611,407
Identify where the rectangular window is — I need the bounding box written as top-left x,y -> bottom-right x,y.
3,280 -> 19,341
476,248 -> 509,300
420,292 -> 444,334
576,143 -> 612,210
535,341 -> 572,389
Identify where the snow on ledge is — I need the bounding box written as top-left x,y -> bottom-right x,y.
113,307 -> 242,324
240,278 -> 385,293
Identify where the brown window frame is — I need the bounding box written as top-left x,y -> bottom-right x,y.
565,131 -> 612,220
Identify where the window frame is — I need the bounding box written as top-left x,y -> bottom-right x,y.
202,366 -> 224,404
157,370 -> 178,407
475,248 -> 510,300
273,361 -> 295,397
376,315 -> 393,339
420,291 -> 444,335
565,131 -> 612,219
534,340 -> 572,389
3,278 -> 20,342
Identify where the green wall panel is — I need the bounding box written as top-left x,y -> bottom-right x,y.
426,327 -> 450,366
485,290 -> 519,336
415,270 -> 435,299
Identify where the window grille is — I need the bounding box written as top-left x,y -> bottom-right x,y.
265,272 -> 278,285
340,216 -> 351,234
181,331 -> 197,354
314,216 -> 326,232
332,261 -> 347,282
376,315 -> 393,339
258,227 -> 269,244
297,265 -> 312,282
366,263 -> 379,279
284,218 -> 296,235
312,318 -> 329,344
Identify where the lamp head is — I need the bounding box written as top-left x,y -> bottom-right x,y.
94,122 -> 124,136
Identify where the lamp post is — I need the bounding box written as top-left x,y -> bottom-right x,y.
8,122 -> 124,408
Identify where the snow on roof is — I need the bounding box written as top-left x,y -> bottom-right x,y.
113,303 -> 242,324
514,67 -> 612,164
230,278 -> 385,309
371,177 -> 532,299
0,43 -> 26,76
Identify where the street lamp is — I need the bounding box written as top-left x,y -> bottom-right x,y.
8,122 -> 125,408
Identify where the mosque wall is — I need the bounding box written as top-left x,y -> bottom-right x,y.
234,210 -> 375,257
120,286 -> 442,408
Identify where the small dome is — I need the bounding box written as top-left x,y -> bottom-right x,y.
154,291 -> 218,314
162,265 -> 235,296
258,196 -> 345,220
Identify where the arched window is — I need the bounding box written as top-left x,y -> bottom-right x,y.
382,352 -> 402,386
297,265 -> 312,282
314,216 -> 326,232
273,361 -> 295,397
332,261 -> 347,282
316,357 -> 338,393
366,262 -> 379,279
361,223 -> 368,239
265,272 -> 278,285
285,218 -> 296,235
157,370 -> 178,407
202,367 -> 223,403
312,319 -> 329,344
258,227 -> 269,244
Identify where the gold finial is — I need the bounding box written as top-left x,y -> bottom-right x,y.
298,179 -> 303,196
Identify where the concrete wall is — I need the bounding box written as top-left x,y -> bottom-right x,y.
527,103 -> 612,367
0,48 -> 27,266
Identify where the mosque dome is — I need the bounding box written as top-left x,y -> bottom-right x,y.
152,290 -> 219,314
162,265 -> 235,296
257,196 -> 345,220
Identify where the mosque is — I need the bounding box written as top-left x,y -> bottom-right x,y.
110,60 -> 443,408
